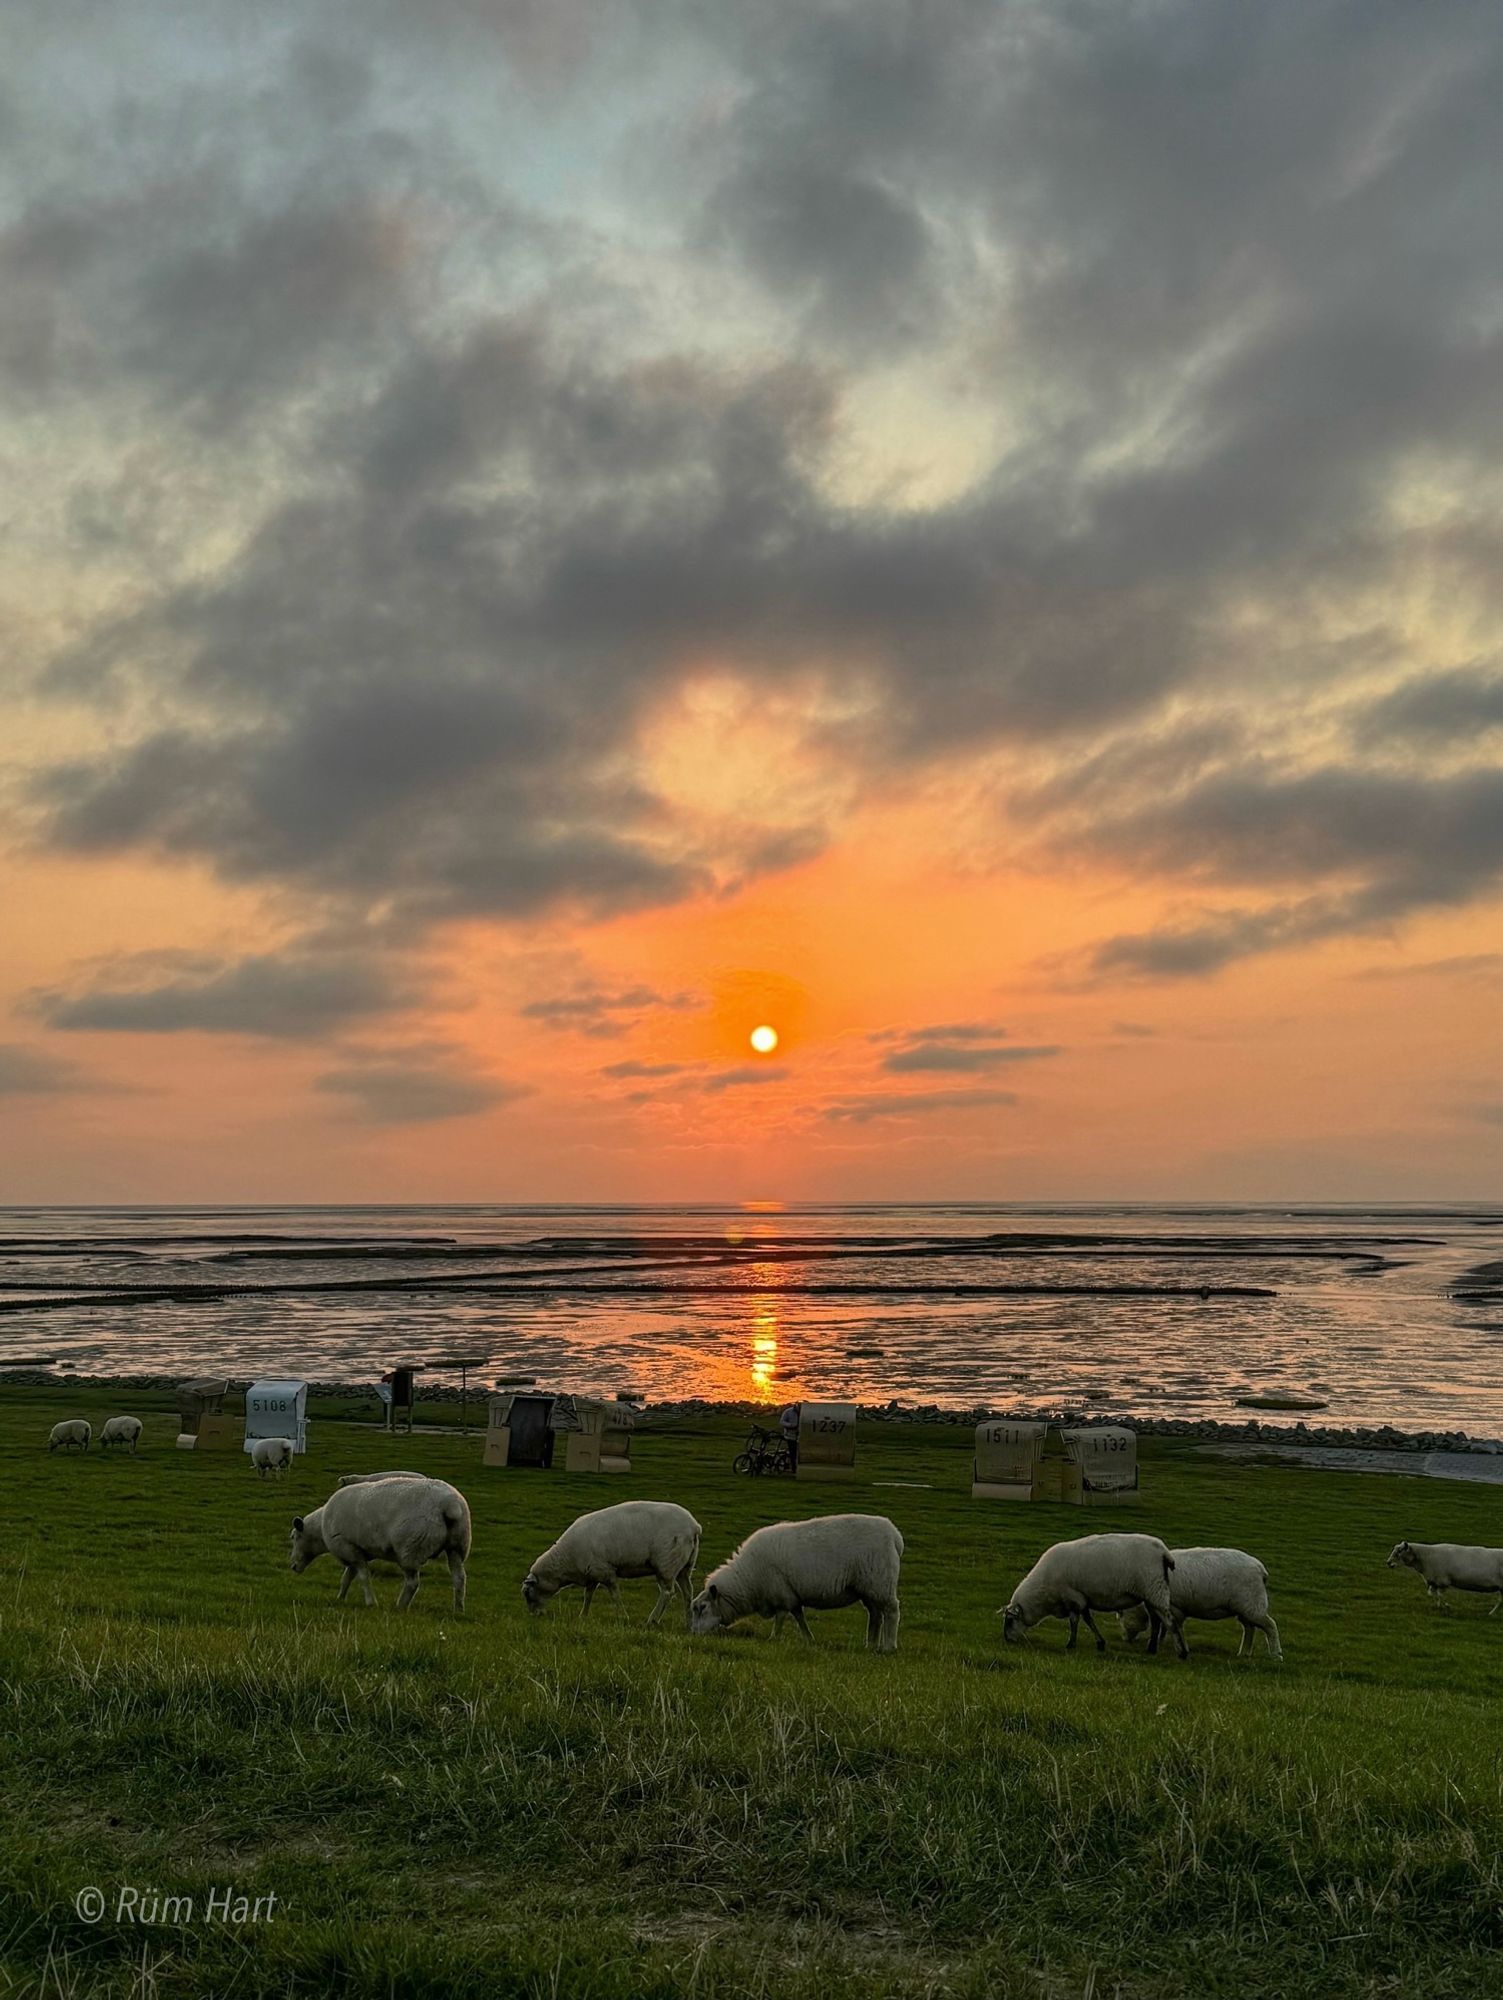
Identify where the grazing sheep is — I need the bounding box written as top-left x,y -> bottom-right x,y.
251,1437 -> 294,1478
523,1500 -> 702,1625
98,1416 -> 143,1454
1387,1540 -> 1503,1611
689,1513 -> 903,1653
290,1476 -> 471,1612
48,1420 -> 91,1453
1003,1532 -> 1178,1655
1119,1546 -> 1282,1658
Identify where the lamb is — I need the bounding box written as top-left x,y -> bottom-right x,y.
1387,1540 -> 1503,1611
250,1437 -> 294,1478
48,1420 -> 91,1453
290,1475 -> 471,1612
689,1513 -> 903,1652
98,1415 -> 143,1453
522,1501 -> 702,1625
1118,1546 -> 1282,1658
1002,1532 -> 1178,1655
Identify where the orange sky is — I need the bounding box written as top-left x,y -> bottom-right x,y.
4,1 -> 1503,1201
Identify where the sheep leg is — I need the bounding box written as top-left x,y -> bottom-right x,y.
791,1606 -> 816,1644
581,1584 -> 597,1616
351,1562 -> 377,1608
876,1603 -> 900,1655
864,1602 -> 882,1648
646,1575 -> 676,1627
396,1569 -> 423,1611
772,1612 -> 786,1639
336,1565 -> 357,1602
448,1552 -> 467,1615
606,1578 -> 627,1618
1080,1609 -> 1108,1655
1170,1615 -> 1190,1660
1145,1610 -> 1163,1656
1237,1618 -> 1254,1656
1256,1614 -> 1281,1659
1066,1612 -> 1080,1650
676,1567 -> 695,1631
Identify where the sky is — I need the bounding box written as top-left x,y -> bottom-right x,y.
3,0 -> 1503,1204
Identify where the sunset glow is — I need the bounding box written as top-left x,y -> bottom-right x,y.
2,4 -> 1502,1205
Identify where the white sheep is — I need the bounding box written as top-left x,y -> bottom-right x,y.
1387,1540 -> 1503,1611
337,1470 -> 427,1485
689,1513 -> 903,1652
48,1420 -> 91,1453
290,1475 -> 471,1612
1002,1532 -> 1178,1655
522,1500 -> 702,1625
1119,1546 -> 1282,1658
98,1416 -> 144,1453
251,1437 -> 294,1478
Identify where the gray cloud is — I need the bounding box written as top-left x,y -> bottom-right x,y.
31,948 -> 407,1039
10,0 -> 1503,985
869,1021 -> 1011,1044
882,1042 -> 1060,1074
700,1065 -> 789,1091
1351,954 -> 1503,983
314,1047 -> 529,1123
1355,666 -> 1503,746
521,986 -> 698,1037
600,1059 -> 694,1078
0,1044 -> 100,1096
1060,762 -> 1503,977
823,1087 -> 1019,1123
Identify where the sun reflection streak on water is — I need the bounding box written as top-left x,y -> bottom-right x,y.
748,1259 -> 781,1397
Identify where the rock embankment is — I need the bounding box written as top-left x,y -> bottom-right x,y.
2,1369 -> 1497,1455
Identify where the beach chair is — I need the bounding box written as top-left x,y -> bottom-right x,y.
176,1377 -> 238,1451
971,1418 -> 1046,1500
483,1391 -> 558,1469
564,1398 -> 635,1474
795,1401 -> 857,1480
243,1378 -> 309,1459
1033,1424 -> 1139,1504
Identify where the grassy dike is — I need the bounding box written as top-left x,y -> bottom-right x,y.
2,1388 -> 1501,1999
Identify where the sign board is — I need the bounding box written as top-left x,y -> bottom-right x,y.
971,1418 -> 1046,1500
564,1399 -> 633,1475
243,1379 -> 308,1456
796,1402 -> 857,1480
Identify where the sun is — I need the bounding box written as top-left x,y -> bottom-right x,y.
749,1024 -> 779,1055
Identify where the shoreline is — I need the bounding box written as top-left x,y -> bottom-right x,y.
3,1364 -> 1497,1457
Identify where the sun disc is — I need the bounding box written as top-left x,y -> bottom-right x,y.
749,1024 -> 779,1054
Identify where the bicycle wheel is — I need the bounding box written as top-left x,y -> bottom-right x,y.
733,1452 -> 754,1476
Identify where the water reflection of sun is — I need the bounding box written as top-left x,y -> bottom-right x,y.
749,1258 -> 781,1397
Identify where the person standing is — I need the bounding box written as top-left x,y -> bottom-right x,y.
779,1399 -> 801,1472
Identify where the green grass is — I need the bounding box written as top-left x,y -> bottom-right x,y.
3,1393 -> 1503,1998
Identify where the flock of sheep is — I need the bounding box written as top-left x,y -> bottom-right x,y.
47,1420 -> 1503,1650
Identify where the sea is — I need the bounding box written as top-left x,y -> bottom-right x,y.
2,1203 -> 1501,1432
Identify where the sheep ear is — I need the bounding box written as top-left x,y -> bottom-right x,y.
293,1517 -> 304,1533
707,1583 -> 718,1598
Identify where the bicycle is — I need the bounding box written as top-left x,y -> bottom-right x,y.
733,1424 -> 794,1476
